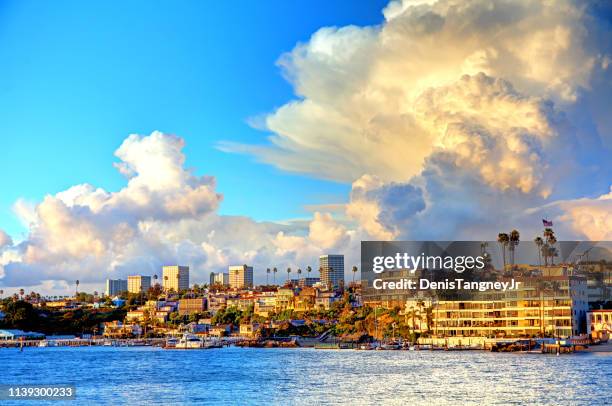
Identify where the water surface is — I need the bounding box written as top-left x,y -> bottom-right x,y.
1,346 -> 610,405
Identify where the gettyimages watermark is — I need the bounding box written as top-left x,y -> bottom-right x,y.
360,241 -> 612,301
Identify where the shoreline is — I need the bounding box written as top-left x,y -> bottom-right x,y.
2,338 -> 610,355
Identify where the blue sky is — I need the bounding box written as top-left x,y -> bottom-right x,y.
0,0 -> 388,238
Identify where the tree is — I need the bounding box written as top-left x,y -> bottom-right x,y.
534,236 -> 544,270
286,267 -> 292,282
75,280 -> 80,295
509,229 -> 520,266
352,266 -> 358,283
306,266 -> 312,277
497,233 -> 509,270
19,289 -> 25,300
266,268 -> 271,285
273,267 -> 278,285
542,228 -> 557,266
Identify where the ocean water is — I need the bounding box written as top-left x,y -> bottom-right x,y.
1,346 -> 610,405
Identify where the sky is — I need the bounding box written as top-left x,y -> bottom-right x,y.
0,0 -> 611,295
0,0 -> 388,238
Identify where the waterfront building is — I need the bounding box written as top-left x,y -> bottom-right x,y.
162,265 -> 190,292
178,298 -> 206,315
0,329 -> 45,340
102,321 -> 142,338
239,322 -> 261,338
298,277 -> 320,288
587,309 -> 612,341
430,276 -> 588,338
319,255 -> 345,290
210,272 -> 229,286
254,292 -> 277,317
229,265 -> 254,289
105,279 -> 128,296
127,275 -> 151,294
275,288 -> 296,312
210,324 -> 232,337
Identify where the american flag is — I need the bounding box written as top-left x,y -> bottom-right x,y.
542,219 -> 553,227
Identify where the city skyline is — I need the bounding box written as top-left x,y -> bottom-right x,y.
1,0 -> 612,296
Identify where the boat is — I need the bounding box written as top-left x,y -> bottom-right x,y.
165,337 -> 179,348
380,341 -> 401,350
173,334 -> 222,349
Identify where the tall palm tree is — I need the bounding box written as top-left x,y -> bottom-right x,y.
153,274 -> 158,287
352,266 -> 358,284
297,268 -> 302,279
543,228 -> 557,266
534,236 -> 544,271
497,233 -> 509,270
286,267 -> 292,282
273,267 -> 278,284
75,279 -> 80,295
306,266 -> 312,277
19,288 -> 24,300
266,268 -> 271,285
509,229 -> 520,266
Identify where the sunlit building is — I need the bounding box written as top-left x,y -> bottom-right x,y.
127,275 -> 151,294
229,265 -> 253,289
587,309 -> 612,341
162,265 -> 190,292
431,276 -> 588,338
210,272 -> 229,286
105,279 -> 127,296
319,254 -> 344,290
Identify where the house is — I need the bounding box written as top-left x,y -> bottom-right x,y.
588,309 -> 612,341
102,321 -> 142,338
0,329 -> 45,340
239,322 -> 261,338
210,324 -> 232,337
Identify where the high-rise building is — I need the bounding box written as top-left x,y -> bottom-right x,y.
162,265 -> 190,292
210,272 -> 229,286
319,255 -> 344,290
105,279 -> 127,297
298,277 -> 320,288
229,265 -> 254,289
127,275 -> 151,294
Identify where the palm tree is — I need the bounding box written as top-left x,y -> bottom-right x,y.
286,267 -> 292,282
534,236 -> 544,271
19,288 -> 24,300
509,229 -> 520,266
497,233 -> 509,270
153,274 -> 158,287
75,279 -> 80,295
543,228 -> 557,266
297,268 -> 302,278
0,289 -> 3,299
266,268 -> 271,285
306,266 -> 312,277
273,267 -> 278,284
352,266 -> 358,284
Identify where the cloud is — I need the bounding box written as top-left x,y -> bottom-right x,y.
222,0 -> 611,242
223,0 -> 610,186
557,187 -> 612,241
0,229 -> 11,248
0,132 -> 355,292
